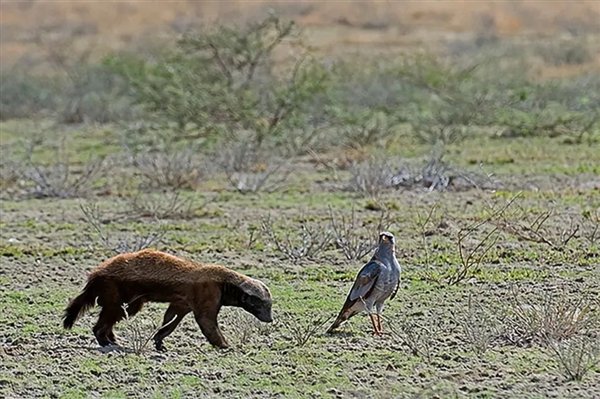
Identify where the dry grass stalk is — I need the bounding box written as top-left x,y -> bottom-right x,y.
121,303 -> 177,355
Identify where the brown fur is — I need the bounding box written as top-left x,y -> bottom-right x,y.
63,249 -> 272,350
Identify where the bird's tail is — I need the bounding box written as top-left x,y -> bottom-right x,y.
326,309 -> 350,334
326,317 -> 342,333
63,277 -> 99,329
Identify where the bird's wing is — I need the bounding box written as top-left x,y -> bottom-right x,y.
348,260 -> 383,301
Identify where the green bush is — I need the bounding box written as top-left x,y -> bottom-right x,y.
58,64 -> 137,124
107,15 -> 330,150
0,71 -> 58,120
0,63 -> 136,123
494,77 -> 600,141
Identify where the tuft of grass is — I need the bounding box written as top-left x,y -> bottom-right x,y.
546,336 -> 600,381
278,311 -> 332,348
503,288 -> 597,346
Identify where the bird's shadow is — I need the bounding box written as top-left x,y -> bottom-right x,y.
324,331 -> 355,338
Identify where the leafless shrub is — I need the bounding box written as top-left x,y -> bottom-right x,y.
80,201 -> 167,254
20,139 -> 105,198
536,40 -> 593,66
453,295 -> 501,354
260,215 -> 333,263
387,316 -> 441,363
546,336 -> 600,382
134,149 -> 205,190
246,225 -> 261,249
328,205 -> 389,261
222,310 -> 272,347
449,223 -> 499,285
392,150 -> 498,192
279,311 -> 331,347
493,207 -> 579,252
129,190 -> 201,220
581,208 -> 600,246
503,288 -> 596,346
349,157 -> 395,197
219,139 -> 289,194
121,303 -> 177,355
447,194 -> 520,285
414,203 -> 441,266
0,158 -> 21,199
419,152 -> 452,191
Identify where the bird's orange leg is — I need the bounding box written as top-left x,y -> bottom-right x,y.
376,314 -> 383,334
369,313 -> 380,335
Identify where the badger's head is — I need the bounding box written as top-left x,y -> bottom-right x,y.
237,278 -> 273,323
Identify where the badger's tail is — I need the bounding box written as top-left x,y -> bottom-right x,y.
63,277 -> 100,329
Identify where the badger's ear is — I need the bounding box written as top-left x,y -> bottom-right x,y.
238,278 -> 268,300
238,279 -> 257,297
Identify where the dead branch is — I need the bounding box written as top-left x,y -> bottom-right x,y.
328,205 -> 388,261
260,215 -> 332,263
493,208 -> 580,251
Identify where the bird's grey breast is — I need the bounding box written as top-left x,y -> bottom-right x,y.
373,260 -> 399,301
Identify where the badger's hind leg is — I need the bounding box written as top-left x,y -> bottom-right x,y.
93,282 -> 125,347
93,306 -> 123,346
104,296 -> 145,345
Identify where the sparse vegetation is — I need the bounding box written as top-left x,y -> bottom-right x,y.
133,149 -> 206,191
328,205 -> 388,261
79,201 -> 168,253
454,295 -> 501,354
546,336 -> 600,382
388,315 -> 444,364
1,3 -> 599,397
503,288 -> 596,346
349,157 -> 395,198
19,138 -> 106,199
279,312 -> 331,348
121,303 -> 177,355
260,215 -> 333,263
494,206 -> 580,252
218,138 -> 290,194
129,190 -> 201,220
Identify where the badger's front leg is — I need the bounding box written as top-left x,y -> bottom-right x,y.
193,309 -> 229,348
192,288 -> 229,349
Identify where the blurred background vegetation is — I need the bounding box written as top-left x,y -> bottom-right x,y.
0,0 -> 599,197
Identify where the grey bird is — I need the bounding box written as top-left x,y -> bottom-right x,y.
327,231 -> 401,335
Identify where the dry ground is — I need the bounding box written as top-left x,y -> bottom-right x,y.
0,125 -> 599,398
1,1 -> 600,398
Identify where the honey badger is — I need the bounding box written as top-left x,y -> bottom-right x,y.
63,249 -> 273,350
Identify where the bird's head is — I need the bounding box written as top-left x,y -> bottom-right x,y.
378,231 -> 395,246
